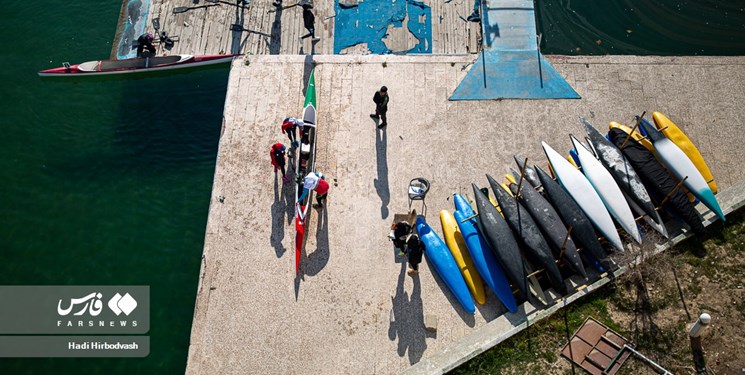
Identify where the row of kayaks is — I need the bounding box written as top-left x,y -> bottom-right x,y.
415,112 -> 723,314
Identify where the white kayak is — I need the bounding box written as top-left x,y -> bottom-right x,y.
571,136 -> 642,244
542,141 -> 624,252
638,117 -> 725,222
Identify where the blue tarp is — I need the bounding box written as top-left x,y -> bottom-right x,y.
334,0 -> 432,54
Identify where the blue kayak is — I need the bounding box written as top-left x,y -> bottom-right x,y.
415,216 -> 475,314
453,194 -> 518,313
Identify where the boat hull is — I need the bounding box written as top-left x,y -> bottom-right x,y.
571,136 -> 642,243
653,112 -> 717,194
38,54 -> 235,76
472,184 -> 528,299
453,196 -> 518,313
415,216 -> 475,314
542,142 -> 624,252
638,119 -> 725,222
440,210 -> 486,305
488,175 -> 567,295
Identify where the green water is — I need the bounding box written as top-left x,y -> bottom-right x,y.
537,0 -> 745,55
0,0 -> 228,373
0,0 -> 743,373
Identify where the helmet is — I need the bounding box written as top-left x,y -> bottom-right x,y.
146,33 -> 154,41
281,145 -> 286,152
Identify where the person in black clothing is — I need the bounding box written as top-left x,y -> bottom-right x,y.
390,220 -> 412,253
299,3 -> 320,42
370,86 -> 389,128
137,33 -> 156,57
405,235 -> 424,276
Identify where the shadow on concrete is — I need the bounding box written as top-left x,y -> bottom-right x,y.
229,3 -> 248,54
388,262 -> 427,364
304,206 -> 329,276
481,7 -> 500,49
301,54 -> 314,95
474,290 -> 507,322
269,6 -> 284,54
374,126 -> 390,219
424,260 -> 476,326
270,172 -> 291,258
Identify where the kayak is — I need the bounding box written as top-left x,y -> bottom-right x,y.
472,184 -> 528,299
535,166 -> 608,271
488,175 -> 567,295
294,69 -> 318,275
513,154 -> 542,190
505,176 -> 587,278
440,210 -> 486,305
38,54 -> 236,76
637,117 -> 725,222
607,129 -> 705,234
652,112 -> 718,194
415,216 -> 475,314
543,141 -> 624,252
453,194 -> 518,313
571,136 -> 642,244
609,121 -> 654,152
582,118 -> 667,238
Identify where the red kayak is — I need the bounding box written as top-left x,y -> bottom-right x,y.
38,54 -> 236,77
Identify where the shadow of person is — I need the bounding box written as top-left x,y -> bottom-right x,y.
374,126 -> 390,219
268,5 -> 284,54
229,2 -> 248,54
304,206 -> 329,276
388,262 -> 427,364
270,172 -> 288,257
481,7 -> 501,49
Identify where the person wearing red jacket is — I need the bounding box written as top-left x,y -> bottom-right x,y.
270,143 -> 290,183
297,171 -> 329,209
281,117 -> 303,149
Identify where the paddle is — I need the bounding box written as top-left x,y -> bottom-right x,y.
173,3 -> 220,14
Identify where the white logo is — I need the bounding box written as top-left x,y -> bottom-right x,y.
108,293 -> 138,316
57,292 -> 104,316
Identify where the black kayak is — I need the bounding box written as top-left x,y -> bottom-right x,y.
471,183 -> 528,299
514,154 -> 542,190
581,118 -> 667,237
535,166 -> 609,270
487,175 -> 568,295
607,128 -> 705,235
507,179 -> 587,279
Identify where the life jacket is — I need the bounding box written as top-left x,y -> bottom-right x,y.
315,178 -> 329,195
270,143 -> 285,166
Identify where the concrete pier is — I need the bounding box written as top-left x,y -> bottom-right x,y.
185,54 -> 745,374
112,0 -> 482,58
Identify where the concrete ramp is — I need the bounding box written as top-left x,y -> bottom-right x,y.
451,0 -> 580,100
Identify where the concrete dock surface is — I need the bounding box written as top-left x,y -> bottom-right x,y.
186,54 -> 745,374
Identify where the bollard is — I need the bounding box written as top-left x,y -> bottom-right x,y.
689,313 -> 712,338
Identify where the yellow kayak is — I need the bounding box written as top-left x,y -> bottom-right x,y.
439,210 -> 486,304
652,112 -> 717,194
609,121 -> 654,152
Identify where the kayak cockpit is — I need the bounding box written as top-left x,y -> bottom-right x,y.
78,55 -> 191,72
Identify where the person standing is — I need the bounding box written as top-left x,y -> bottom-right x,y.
282,117 -> 303,149
270,143 -> 290,183
370,86 -> 389,128
137,33 -> 156,57
389,221 -> 412,255
299,3 -> 320,42
405,234 -> 424,276
297,171 -> 329,209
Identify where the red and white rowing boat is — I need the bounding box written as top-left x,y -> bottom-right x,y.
38,54 -> 236,77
